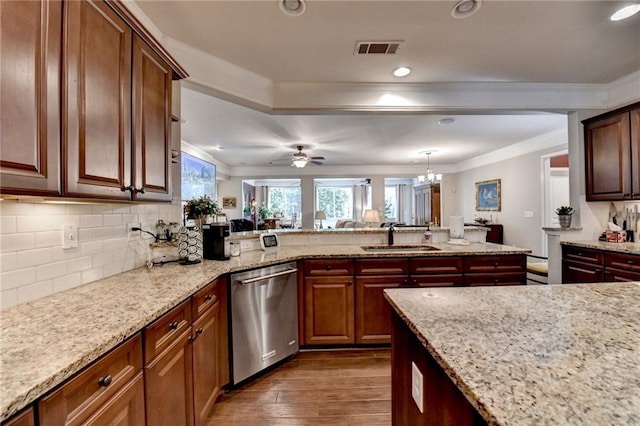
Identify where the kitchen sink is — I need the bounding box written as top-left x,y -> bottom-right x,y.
361,244 -> 441,252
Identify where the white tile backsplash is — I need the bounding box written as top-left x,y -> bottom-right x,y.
0,200 -> 181,310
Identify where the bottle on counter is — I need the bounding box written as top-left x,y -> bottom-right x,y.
424,224 -> 433,242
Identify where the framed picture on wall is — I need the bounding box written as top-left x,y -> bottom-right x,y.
222,197 -> 237,208
475,179 -> 501,211
181,152 -> 216,201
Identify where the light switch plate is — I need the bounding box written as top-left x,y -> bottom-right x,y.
61,224 -> 78,249
411,361 -> 424,413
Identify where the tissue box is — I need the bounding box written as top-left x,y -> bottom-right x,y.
605,230 -> 627,242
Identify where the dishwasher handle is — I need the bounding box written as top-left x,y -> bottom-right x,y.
238,268 -> 298,285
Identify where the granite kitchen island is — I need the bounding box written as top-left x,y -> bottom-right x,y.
385,283 -> 640,425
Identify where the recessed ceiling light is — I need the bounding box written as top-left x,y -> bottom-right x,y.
610,4 -> 640,21
451,0 -> 482,19
279,0 -> 306,16
438,118 -> 456,125
393,67 -> 411,77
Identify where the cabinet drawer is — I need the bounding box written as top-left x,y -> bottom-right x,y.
464,272 -> 525,286
38,334 -> 142,426
562,259 -> 604,283
604,267 -> 640,282
562,246 -> 604,265
192,278 -> 221,321
605,252 -> 640,273
410,274 -> 463,287
3,407 -> 34,426
463,255 -> 525,273
410,257 -> 462,274
355,258 -> 409,275
303,259 -> 354,276
144,299 -> 191,363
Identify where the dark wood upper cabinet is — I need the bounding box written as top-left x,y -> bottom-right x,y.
132,35 -> 172,202
584,102 -> 640,201
63,0 -> 133,200
0,0 -> 61,196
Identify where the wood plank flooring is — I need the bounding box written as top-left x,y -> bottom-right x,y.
205,348 -> 391,426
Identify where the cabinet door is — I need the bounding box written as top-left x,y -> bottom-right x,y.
304,277 -> 354,345
63,0 -> 132,199
145,330 -> 194,426
463,255 -> 525,274
83,373 -> 145,426
192,301 -> 221,426
585,112 -> 631,201
631,107 -> 640,198
355,276 -> 405,344
2,407 -> 34,426
132,35 -> 172,201
464,272 -> 526,286
0,0 -> 61,196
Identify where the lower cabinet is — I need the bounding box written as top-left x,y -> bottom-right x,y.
39,334 -> 144,425
464,255 -> 526,286
2,407 -> 34,426
144,278 -> 228,426
304,276 -> 355,345
562,245 -> 640,283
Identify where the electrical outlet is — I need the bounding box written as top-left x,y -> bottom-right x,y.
411,361 -> 424,413
128,223 -> 141,241
61,224 -> 79,249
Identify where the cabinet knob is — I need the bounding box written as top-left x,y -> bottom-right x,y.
628,260 -> 635,265
136,187 -> 145,194
121,185 -> 134,193
188,334 -> 196,342
403,279 -> 408,285
169,321 -> 179,330
347,280 -> 352,286
98,375 -> 112,387
493,262 -> 499,267
326,265 -> 332,270
412,279 -> 417,284
196,327 -> 204,334
205,294 -> 213,301
493,278 -> 499,284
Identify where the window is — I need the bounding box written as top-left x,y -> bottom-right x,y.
316,186 -> 354,228
385,185 -> 397,220
181,152 -> 216,201
268,186 -> 301,219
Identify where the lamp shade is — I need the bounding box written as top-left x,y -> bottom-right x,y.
315,210 -> 327,220
363,209 -> 380,223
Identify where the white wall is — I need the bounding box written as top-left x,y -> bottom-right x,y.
0,201 -> 181,310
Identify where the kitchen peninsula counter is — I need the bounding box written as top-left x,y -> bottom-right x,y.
0,241 -> 527,421
561,239 -> 640,255
385,283 -> 640,425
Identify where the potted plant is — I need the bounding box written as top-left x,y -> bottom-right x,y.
258,206 -> 271,220
184,195 -> 221,225
555,205 -> 574,228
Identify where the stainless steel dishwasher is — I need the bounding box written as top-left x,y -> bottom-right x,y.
230,262 -> 298,385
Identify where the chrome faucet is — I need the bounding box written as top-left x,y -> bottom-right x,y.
388,224 -> 395,246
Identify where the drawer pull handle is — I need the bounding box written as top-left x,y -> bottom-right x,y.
627,260 -> 635,265
205,294 -> 213,301
169,321 -> 179,330
326,265 -> 332,270
493,262 -> 499,267
412,279 -> 417,284
98,375 -> 112,387
403,279 -> 408,284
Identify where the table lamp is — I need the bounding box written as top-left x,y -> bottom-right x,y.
363,209 -> 380,226
315,210 -> 326,229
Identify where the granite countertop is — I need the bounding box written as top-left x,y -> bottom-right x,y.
385,283 -> 640,425
0,241 -> 528,421
561,240 -> 640,255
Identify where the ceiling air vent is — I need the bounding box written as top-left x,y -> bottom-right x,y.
354,41 -> 402,55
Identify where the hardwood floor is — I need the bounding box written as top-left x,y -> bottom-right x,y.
205,348 -> 391,426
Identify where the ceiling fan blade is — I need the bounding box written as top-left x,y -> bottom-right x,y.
310,156 -> 325,161
308,159 -> 324,165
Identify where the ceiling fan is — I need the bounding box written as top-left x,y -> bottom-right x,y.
291,145 -> 325,168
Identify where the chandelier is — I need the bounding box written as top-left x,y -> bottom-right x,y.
418,152 -> 442,184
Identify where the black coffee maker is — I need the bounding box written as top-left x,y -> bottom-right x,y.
201,223 -> 230,260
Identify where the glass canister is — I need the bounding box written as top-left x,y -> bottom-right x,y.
230,241 -> 241,257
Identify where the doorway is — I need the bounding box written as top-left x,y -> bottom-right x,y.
542,152 -> 569,256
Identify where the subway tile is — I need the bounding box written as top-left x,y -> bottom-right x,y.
51,246 -> 82,262
81,266 -> 104,285
16,216 -> 56,233
111,205 -> 131,214
0,201 -> 34,215
79,228 -> 92,242
103,262 -> 124,278
17,280 -> 53,304
1,216 -> 16,234
91,204 -> 113,215
80,215 -> 103,228
65,204 -> 94,215
1,268 -> 36,291
16,248 -> 53,269
33,203 -> 67,216
80,240 -> 104,256
111,248 -> 128,262
0,252 -> 17,272
53,272 -> 81,293
67,256 -> 93,273
58,215 -> 80,226
92,251 -> 112,267
35,230 -> 62,248
103,214 -> 123,227
92,227 -> 117,240
0,233 -> 36,253
0,289 -> 18,310
122,213 -> 139,225
36,261 -> 68,281
104,237 -> 128,251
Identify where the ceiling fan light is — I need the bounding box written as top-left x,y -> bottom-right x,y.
279,0 -> 306,16
451,0 -> 481,19
610,4 -> 640,21
292,158 -> 307,168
